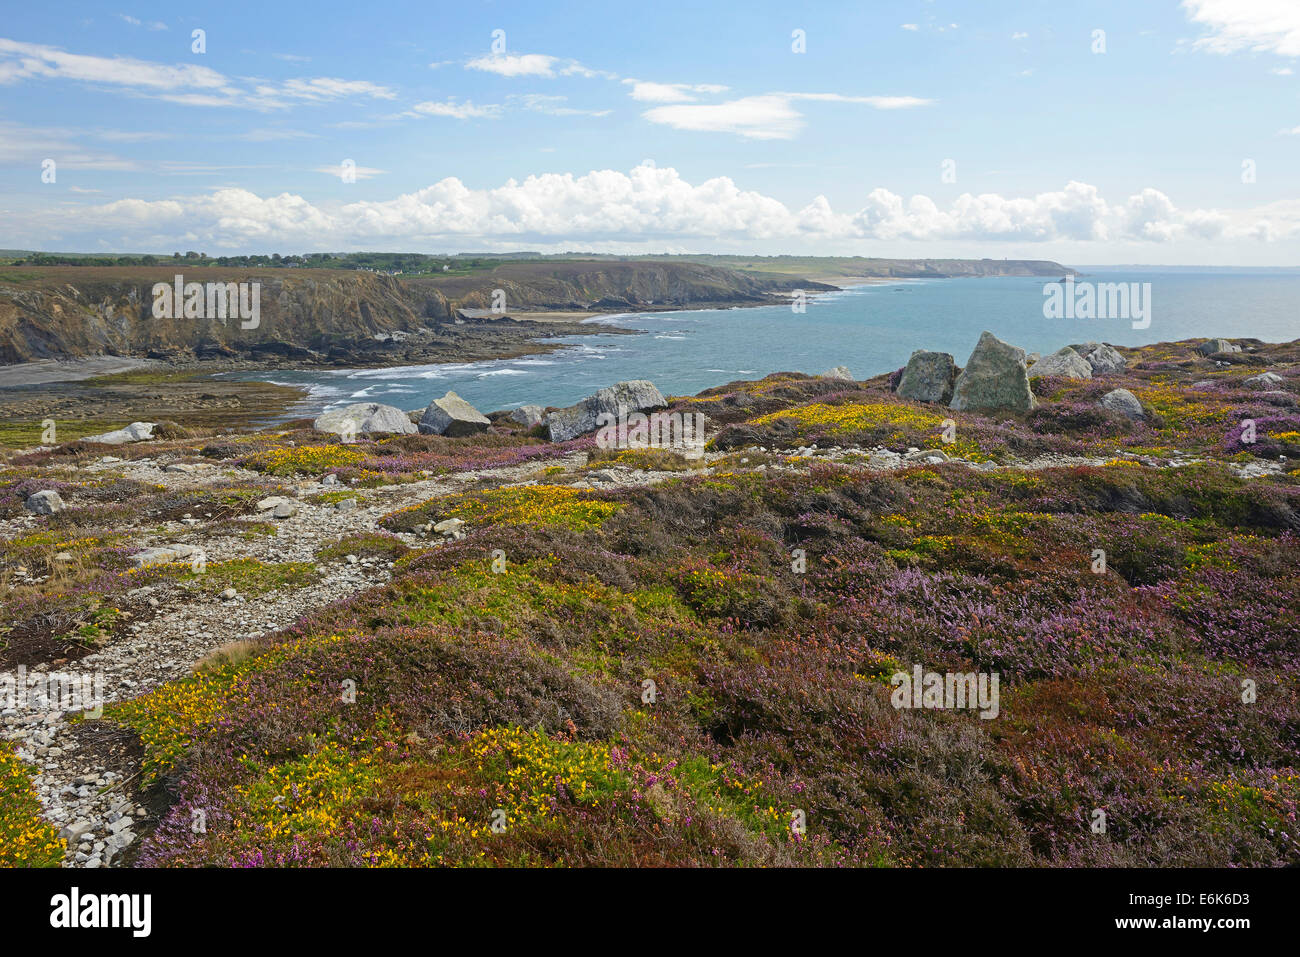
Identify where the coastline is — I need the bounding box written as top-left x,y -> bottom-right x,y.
0,291 -> 812,426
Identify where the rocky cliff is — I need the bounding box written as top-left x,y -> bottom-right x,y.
0,261 -> 824,364
412,260 -> 832,312
0,267 -> 454,364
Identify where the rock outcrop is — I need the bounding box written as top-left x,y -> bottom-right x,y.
82,422 -> 156,445
1029,347 -> 1092,380
0,269 -> 453,365
546,380 -> 667,443
1197,339 -> 1241,357
24,489 -> 65,514
418,391 -> 490,436
509,405 -> 546,429
1080,343 -> 1127,375
896,350 -> 958,404
314,402 -> 417,436
1244,372 -> 1284,389
130,543 -> 206,570
1099,388 -> 1145,420
949,332 -> 1036,413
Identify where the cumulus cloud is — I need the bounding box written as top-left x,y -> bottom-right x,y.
1183,0 -> 1300,56
18,166 -> 1296,250
0,37 -> 394,110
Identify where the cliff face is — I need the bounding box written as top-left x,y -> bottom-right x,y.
414,261 -> 831,312
0,257 -> 1059,365
873,259 -> 1073,278
0,267 -> 452,364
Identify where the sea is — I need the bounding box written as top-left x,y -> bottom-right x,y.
228,269 -> 1300,419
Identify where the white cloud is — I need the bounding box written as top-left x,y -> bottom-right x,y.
466,53 -> 559,78
643,92 -> 932,139
0,121 -> 143,171
0,37 -> 393,110
1011,31 -> 1029,40
236,129 -> 318,141
118,14 -> 167,31
96,129 -> 172,142
313,164 -> 386,181
784,92 -> 933,109
1183,0 -> 1300,56
408,98 -> 502,119
265,77 -> 396,102
623,80 -> 728,102
1272,66 -> 1293,74
464,53 -> 614,80
560,62 -> 617,80
21,167 -> 1292,249
0,37 -> 232,93
512,94 -> 611,117
901,24 -> 919,31
643,95 -> 805,139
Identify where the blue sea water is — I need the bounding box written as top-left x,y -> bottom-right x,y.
235,270 -> 1300,418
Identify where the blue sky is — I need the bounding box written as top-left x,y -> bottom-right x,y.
2,0 -> 1299,263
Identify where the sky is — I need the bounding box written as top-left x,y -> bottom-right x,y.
1,0 -> 1299,264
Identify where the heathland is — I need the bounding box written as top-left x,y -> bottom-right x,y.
0,333 -> 1295,868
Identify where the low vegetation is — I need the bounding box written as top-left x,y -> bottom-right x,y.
3,335 -> 1297,867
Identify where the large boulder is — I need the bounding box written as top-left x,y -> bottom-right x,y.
1084,343 -> 1126,375
418,391 -> 490,436
1196,338 -> 1241,357
130,543 -> 206,569
509,405 -> 546,429
546,380 -> 667,443
1243,372 -> 1284,390
81,422 -> 155,445
314,402 -> 417,437
24,489 -> 65,515
1028,347 -> 1092,380
949,332 -> 1036,413
1099,388 -> 1145,420
896,350 -> 957,404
